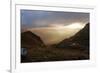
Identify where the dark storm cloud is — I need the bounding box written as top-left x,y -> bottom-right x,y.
21,10 -> 89,29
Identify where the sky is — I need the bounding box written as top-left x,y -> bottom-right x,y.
21,10 -> 89,31
21,10 -> 89,45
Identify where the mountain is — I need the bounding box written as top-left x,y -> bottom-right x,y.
21,24 -> 89,62
54,23 -> 89,49
70,23 -> 89,48
21,31 -> 45,49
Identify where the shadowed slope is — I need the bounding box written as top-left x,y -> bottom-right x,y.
21,31 -> 45,48
70,23 -> 89,48
54,23 -> 89,49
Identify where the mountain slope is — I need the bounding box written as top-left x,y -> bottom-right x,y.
70,23 -> 89,48
54,23 -> 89,49
21,31 -> 45,48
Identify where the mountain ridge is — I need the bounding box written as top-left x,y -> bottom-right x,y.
53,23 -> 89,49
21,31 -> 45,49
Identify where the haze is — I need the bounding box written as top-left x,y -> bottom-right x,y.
21,10 -> 89,45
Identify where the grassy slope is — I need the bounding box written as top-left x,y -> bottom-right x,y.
21,46 -> 89,62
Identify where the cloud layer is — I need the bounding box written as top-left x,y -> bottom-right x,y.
21,10 -> 89,45
21,10 -> 89,31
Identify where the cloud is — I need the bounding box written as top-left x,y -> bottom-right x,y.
28,24 -> 83,45
21,10 -> 89,30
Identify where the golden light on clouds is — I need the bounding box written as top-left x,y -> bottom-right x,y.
28,22 -> 84,45
67,23 -> 85,29
47,24 -> 65,27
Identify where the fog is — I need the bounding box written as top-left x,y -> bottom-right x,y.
28,23 -> 84,45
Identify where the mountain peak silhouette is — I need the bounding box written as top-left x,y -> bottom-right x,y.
21,31 -> 45,48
